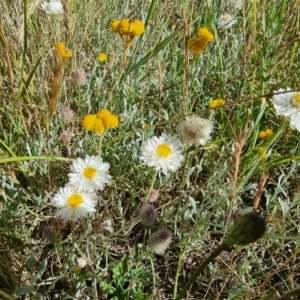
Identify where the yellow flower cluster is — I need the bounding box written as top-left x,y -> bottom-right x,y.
82,109 -> 119,135
55,43 -> 72,59
209,98 -> 226,108
111,18 -> 145,45
258,147 -> 268,159
258,129 -> 274,140
188,27 -> 214,55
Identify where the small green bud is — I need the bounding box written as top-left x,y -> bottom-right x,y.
225,212 -> 266,246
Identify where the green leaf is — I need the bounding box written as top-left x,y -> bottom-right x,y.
31,259 -> 48,283
14,286 -> 36,296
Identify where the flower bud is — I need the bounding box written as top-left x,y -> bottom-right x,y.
225,212 -> 266,246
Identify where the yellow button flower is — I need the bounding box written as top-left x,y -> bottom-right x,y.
209,99 -> 226,108
258,147 -> 269,159
197,27 -> 214,42
98,53 -> 107,63
82,114 -> 97,131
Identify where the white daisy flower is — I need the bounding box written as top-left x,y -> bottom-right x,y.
68,155 -> 112,192
217,14 -> 237,29
271,88 -> 300,132
140,134 -> 184,175
41,0 -> 64,15
177,116 -> 214,145
52,186 -> 97,221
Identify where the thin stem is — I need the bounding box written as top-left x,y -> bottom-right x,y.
176,242 -> 229,300
269,286 -> 300,300
150,257 -> 157,297
144,170 -> 158,203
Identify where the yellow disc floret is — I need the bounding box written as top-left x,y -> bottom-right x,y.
157,144 -> 172,158
83,166 -> 97,179
68,194 -> 83,207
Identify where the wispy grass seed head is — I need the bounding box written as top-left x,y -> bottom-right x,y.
72,68 -> 86,86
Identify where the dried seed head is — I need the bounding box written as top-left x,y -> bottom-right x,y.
72,68 -> 86,86
60,130 -> 72,143
60,107 -> 74,123
148,228 -> 172,255
139,204 -> 158,227
41,226 -> 57,243
100,219 -> 114,235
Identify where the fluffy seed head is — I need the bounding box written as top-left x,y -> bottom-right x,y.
177,116 -> 214,145
139,204 -> 158,227
148,228 -> 172,255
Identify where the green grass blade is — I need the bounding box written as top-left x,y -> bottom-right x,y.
126,30 -> 179,75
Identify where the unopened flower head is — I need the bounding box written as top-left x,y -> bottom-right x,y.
177,116 -> 214,145
271,88 -> 300,132
226,212 -> 266,246
148,188 -> 160,203
258,147 -> 269,159
52,186 -> 97,221
140,134 -> 184,175
209,98 -> 226,109
98,53 -> 107,63
41,0 -> 63,15
139,204 -> 158,227
258,128 -> 274,140
72,69 -> 86,86
217,14 -> 237,29
55,43 -> 72,59
68,155 -> 112,192
148,228 -> 172,255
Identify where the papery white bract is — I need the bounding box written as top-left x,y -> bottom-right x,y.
68,155 -> 112,192
217,14 -> 237,29
52,186 -> 97,221
140,134 -> 184,175
41,0 -> 64,15
271,88 -> 300,132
